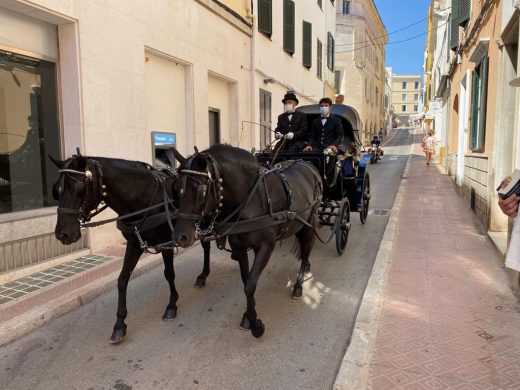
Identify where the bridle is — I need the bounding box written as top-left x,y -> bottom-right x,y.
175,152 -> 224,237
55,157 -> 107,225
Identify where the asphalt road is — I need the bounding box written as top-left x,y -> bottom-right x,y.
0,129 -> 413,390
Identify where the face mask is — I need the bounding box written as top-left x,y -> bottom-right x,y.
320,106 -> 330,115
285,104 -> 294,114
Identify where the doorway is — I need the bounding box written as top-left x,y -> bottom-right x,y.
209,108 -> 220,146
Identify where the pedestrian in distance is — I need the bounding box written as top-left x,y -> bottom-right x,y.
303,97 -> 343,153
422,130 -> 435,166
273,92 -> 308,152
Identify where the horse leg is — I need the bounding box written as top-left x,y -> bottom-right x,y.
110,243 -> 143,344
194,240 -> 211,288
292,226 -> 314,299
231,250 -> 250,330
162,249 -> 179,321
243,242 -> 274,338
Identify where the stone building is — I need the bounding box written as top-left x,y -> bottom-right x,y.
334,0 -> 387,142
391,75 -> 422,127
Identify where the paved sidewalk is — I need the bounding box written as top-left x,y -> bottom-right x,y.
366,135 -> 520,389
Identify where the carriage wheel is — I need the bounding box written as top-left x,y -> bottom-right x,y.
360,174 -> 370,224
335,199 -> 351,255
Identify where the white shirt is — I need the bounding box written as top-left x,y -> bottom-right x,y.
288,114 -> 293,122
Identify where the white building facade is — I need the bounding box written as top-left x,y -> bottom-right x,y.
251,0 -> 337,149
0,0 -> 254,274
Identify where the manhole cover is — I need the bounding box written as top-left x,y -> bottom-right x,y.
369,209 -> 389,216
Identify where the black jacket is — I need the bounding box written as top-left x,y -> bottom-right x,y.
274,111 -> 308,151
308,115 -> 343,151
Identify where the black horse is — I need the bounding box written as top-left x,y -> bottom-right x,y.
172,144 -> 323,338
50,154 -> 212,344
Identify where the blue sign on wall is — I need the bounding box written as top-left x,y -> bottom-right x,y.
153,132 -> 176,146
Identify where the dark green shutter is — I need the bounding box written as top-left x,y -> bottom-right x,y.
303,21 -> 312,68
458,0 -> 470,27
327,32 -> 334,70
450,0 -> 459,50
478,56 -> 488,150
258,0 -> 272,36
283,0 -> 295,54
470,66 -> 480,150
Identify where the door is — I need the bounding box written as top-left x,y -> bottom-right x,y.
208,108 -> 220,146
259,89 -> 272,149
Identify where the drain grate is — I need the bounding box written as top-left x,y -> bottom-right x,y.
369,209 -> 389,216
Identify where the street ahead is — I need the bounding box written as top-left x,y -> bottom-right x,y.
0,129 -> 413,390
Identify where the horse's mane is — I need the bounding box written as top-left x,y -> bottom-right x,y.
204,144 -> 258,172
68,155 -> 153,173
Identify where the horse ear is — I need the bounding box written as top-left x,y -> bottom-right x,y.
48,155 -> 65,169
172,148 -> 186,164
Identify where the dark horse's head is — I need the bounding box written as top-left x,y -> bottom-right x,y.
172,149 -> 222,248
172,145 -> 258,248
50,155 -> 103,245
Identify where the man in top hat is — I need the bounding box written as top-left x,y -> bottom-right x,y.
273,92 -> 308,152
304,97 -> 343,153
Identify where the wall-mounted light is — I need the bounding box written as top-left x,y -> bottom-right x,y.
263,78 -> 275,84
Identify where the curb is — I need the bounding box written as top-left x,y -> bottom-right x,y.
332,134 -> 413,390
0,246 -> 191,347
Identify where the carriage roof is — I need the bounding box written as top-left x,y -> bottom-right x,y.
296,103 -> 362,146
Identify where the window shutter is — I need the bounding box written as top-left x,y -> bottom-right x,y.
470,67 -> 480,150
327,32 -> 335,70
303,21 -> 312,68
478,56 -> 489,150
258,0 -> 272,36
450,0 -> 459,51
283,0 -> 295,54
458,0 -> 470,27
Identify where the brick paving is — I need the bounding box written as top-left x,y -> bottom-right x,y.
366,133 -> 520,389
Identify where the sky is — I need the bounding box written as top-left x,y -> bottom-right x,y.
373,0 -> 431,76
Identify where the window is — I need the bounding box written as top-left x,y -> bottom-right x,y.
259,89 -> 272,149
402,82 -> 407,89
414,93 -> 419,101
302,21 -> 312,68
283,0 -> 295,54
470,56 -> 489,152
208,109 -> 221,146
258,0 -> 272,36
0,49 -> 60,214
343,0 -> 350,14
402,93 -> 407,101
317,39 -> 323,79
402,105 -> 407,112
414,105 -> 419,112
457,0 -> 470,27
327,32 -> 335,71
414,81 -> 420,89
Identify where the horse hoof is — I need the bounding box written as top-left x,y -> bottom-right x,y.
251,319 -> 265,338
109,328 -> 127,344
292,286 -> 303,299
194,277 -> 206,289
239,314 -> 250,331
162,307 -> 177,321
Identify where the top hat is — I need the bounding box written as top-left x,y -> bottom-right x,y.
282,92 -> 299,104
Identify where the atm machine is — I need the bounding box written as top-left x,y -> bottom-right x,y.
151,131 -> 177,170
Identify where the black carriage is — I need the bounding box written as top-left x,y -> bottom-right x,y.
256,104 -> 371,255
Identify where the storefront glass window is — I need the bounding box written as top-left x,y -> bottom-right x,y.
0,49 -> 60,214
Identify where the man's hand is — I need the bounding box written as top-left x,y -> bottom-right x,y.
285,132 -> 294,140
275,132 -> 283,140
329,145 -> 338,154
499,194 -> 520,218
303,145 -> 313,152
